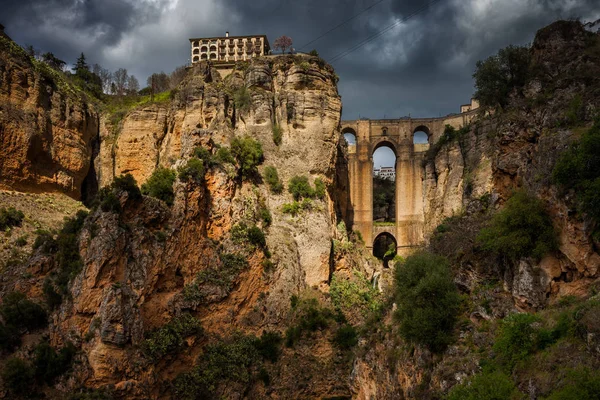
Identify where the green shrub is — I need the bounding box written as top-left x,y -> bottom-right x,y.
333,324 -> 358,350
231,136 -> 264,179
282,201 -> 301,216
193,252 -> 248,292
213,147 -> 235,165
309,49 -> 319,57
33,229 -> 57,253
141,167 -> 177,206
1,357 -> 35,396
178,158 -> 205,183
263,166 -> 283,194
112,173 -> 142,201
33,341 -> 76,384
193,146 -> 212,162
0,207 -> 24,230
100,190 -> 121,213
447,370 -> 524,400
393,252 -> 461,352
43,278 -> 63,309
493,313 -> 540,371
14,235 -> 27,247
0,323 -> 20,351
247,225 -> 266,248
285,299 -> 334,347
259,207 -> 272,227
272,124 -> 283,146
545,368 -> 600,400
173,334 -> 265,399
0,291 -> 47,331
553,119 -> 600,231
288,175 -> 314,200
330,272 -> 383,319
234,86 -> 252,112
314,178 -> 326,199
253,331 -> 283,362
142,314 -> 203,360
477,190 -> 557,261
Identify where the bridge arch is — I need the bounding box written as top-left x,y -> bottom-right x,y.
413,125 -> 431,144
373,232 -> 397,268
342,127 -> 357,146
371,138 -> 399,157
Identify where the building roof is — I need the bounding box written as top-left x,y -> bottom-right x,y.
189,34 -> 268,42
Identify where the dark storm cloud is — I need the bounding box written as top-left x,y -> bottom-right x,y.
1,0 -> 598,119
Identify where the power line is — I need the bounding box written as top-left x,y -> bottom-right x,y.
329,0 -> 443,63
298,0 -> 389,50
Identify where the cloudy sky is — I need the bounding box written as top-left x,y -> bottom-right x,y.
3,0 -> 599,124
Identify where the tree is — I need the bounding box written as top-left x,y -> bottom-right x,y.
42,52 -> 66,71
231,136 -> 264,179
273,35 -> 293,54
74,52 -> 88,74
113,68 -> 128,96
393,252 -> 461,352
169,65 -> 187,89
147,72 -> 170,94
127,75 -> 140,96
92,64 -> 113,94
473,45 -> 531,109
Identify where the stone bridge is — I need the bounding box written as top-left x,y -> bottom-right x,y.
342,111 -> 477,255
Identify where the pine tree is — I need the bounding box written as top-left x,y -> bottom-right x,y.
74,53 -> 88,73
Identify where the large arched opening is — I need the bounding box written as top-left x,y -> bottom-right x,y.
373,141 -> 396,224
373,232 -> 397,268
413,125 -> 430,144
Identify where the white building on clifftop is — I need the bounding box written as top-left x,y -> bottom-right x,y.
189,32 -> 270,64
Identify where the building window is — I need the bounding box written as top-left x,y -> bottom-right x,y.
193,41 -> 199,47
193,49 -> 199,54
193,56 -> 199,62
201,54 -> 208,60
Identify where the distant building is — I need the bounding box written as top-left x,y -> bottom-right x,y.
460,98 -> 480,113
374,166 -> 395,181
189,32 -> 270,64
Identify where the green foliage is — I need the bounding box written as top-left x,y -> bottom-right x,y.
253,331 -> 283,362
231,136 -> 264,179
213,147 -> 235,165
1,357 -> 35,396
43,278 -> 63,309
563,94 -> 584,127
178,158 -> 205,184
545,368 -> 600,400
142,314 -> 203,361
233,86 -> 252,112
285,298 -> 335,347
14,235 -> 27,247
333,324 -> 358,350
112,173 -> 142,201
173,334 -> 273,399
247,225 -> 266,248
33,341 -> 76,384
473,45 -> 531,109
259,206 -> 272,227
193,146 -> 212,162
0,207 -> 24,230
553,119 -> 600,232
447,370 -> 524,400
314,178 -> 326,199
141,167 -> 177,206
282,201 -> 301,216
309,49 -> 319,57
191,252 -> 249,293
477,190 -> 557,261
263,166 -> 284,194
288,175 -> 315,200
272,124 -> 283,146
393,252 -> 461,352
0,291 -> 47,331
493,313 -> 540,371
330,272 -> 382,319
33,229 -> 58,253
0,323 -> 20,351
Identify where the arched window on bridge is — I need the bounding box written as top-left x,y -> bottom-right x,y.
342,127 -> 357,146
373,142 -> 396,224
413,125 -> 430,144
373,232 -> 397,268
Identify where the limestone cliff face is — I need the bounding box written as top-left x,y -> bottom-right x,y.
0,37 -> 99,198
37,56 -> 344,397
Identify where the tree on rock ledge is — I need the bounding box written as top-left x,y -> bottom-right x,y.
274,35 -> 293,54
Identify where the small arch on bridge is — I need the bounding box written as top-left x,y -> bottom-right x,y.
413,125 -> 430,144
342,127 -> 357,146
373,232 -> 397,268
373,141 -> 396,225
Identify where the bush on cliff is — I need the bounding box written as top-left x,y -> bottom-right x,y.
0,291 -> 47,331
231,136 -> 264,179
178,158 -> 205,184
0,207 -> 25,230
447,370 -> 524,400
142,314 -> 203,361
477,190 -> 557,261
33,341 -> 77,384
288,175 -> 314,201
393,252 -> 461,352
263,166 -> 283,194
272,124 -> 283,146
142,167 -> 176,206
553,118 -> 600,234
1,357 -> 36,397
